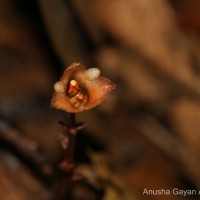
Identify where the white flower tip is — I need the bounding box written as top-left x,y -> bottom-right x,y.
70,80 -> 77,87
54,81 -> 65,93
84,68 -> 100,80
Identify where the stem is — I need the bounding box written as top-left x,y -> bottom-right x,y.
52,113 -> 78,200
69,113 -> 76,127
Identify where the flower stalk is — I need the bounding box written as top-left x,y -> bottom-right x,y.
52,113 -> 79,200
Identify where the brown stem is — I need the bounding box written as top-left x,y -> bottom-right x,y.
69,113 -> 76,127
52,113 -> 79,200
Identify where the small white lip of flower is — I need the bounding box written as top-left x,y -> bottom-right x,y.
84,68 -> 100,81
54,81 -> 65,93
70,80 -> 77,87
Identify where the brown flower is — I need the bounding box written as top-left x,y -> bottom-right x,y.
51,62 -> 115,113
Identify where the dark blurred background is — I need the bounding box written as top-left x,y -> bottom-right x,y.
1,0 -> 200,199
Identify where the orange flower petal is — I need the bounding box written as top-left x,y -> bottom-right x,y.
51,62 -> 115,113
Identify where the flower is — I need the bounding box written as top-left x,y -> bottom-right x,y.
51,62 -> 115,113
